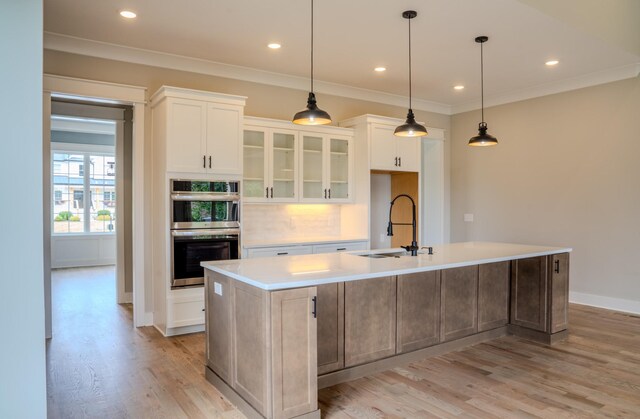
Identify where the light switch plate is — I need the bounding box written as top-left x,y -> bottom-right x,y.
214,282 -> 223,296
464,213 -> 474,222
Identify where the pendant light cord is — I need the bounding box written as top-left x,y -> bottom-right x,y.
310,0 -> 314,93
480,40 -> 484,123
408,15 -> 412,110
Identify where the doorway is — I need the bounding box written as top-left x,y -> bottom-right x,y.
48,100 -> 133,322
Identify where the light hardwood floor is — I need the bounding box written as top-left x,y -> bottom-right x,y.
48,267 -> 640,418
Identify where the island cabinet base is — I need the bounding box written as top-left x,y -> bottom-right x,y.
205,271 -> 319,419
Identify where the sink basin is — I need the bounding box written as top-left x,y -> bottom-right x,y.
357,251 -> 411,258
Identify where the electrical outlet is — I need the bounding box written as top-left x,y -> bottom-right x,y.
214,282 -> 223,296
464,213 -> 474,222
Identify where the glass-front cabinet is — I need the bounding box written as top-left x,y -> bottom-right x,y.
243,126 -> 298,202
300,133 -> 352,203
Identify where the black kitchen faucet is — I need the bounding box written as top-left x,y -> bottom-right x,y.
386,194 -> 419,256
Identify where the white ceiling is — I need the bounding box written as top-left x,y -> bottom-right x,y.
44,0 -> 640,114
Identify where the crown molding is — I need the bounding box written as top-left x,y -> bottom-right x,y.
452,62 -> 640,114
44,32 -> 453,115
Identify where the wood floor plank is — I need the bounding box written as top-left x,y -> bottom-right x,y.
48,267 -> 640,418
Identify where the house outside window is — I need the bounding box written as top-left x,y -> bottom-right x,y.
52,150 -> 116,234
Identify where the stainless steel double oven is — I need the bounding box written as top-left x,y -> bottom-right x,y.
170,179 -> 240,288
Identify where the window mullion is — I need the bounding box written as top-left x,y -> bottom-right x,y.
84,153 -> 91,232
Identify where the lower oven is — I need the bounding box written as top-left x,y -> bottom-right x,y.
171,228 -> 240,288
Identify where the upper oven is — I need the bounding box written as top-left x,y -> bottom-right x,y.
171,179 -> 240,229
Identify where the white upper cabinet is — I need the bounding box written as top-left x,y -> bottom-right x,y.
300,133 -> 353,203
151,86 -> 246,175
243,124 -> 298,203
370,124 -> 420,172
244,117 -> 354,203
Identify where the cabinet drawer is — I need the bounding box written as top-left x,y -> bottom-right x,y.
312,241 -> 367,254
246,245 -> 313,258
167,295 -> 205,328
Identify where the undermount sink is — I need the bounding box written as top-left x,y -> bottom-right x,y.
357,251 -> 412,258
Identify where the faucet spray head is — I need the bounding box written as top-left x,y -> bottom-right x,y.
386,221 -> 394,236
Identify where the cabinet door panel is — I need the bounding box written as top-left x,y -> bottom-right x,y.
207,104 -> 242,174
370,125 -> 398,171
300,135 -> 325,200
316,283 -> 344,375
271,287 -> 318,418
396,136 -> 420,172
510,257 -> 548,332
167,99 -> 206,173
328,137 -> 350,200
397,271 -> 440,353
441,266 -> 478,341
243,129 -> 268,199
344,276 -> 396,367
271,130 -> 297,201
206,271 -> 233,383
549,253 -> 569,333
478,262 -> 510,331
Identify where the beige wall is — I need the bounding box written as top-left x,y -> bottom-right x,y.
451,77 -> 640,307
44,49 -> 451,313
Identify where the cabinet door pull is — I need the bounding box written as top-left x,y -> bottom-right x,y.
266,187 -> 269,198
394,157 -> 398,166
336,247 -> 347,251
324,189 -> 327,199
203,155 -> 206,168
209,155 -> 212,168
276,252 -> 288,255
328,189 -> 331,199
398,157 -> 402,167
554,259 -> 560,274
312,296 -> 317,318
270,187 -> 273,198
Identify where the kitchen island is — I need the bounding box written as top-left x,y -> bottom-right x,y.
202,242 -> 571,419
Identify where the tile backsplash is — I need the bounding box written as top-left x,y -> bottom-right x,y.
243,204 -> 341,241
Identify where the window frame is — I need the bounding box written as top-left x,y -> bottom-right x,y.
51,142 -> 116,236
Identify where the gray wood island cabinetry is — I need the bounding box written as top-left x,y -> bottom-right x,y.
202,242 -> 571,419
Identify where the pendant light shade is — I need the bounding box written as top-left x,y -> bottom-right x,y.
469,36 -> 498,146
293,0 -> 331,125
395,10 -> 427,138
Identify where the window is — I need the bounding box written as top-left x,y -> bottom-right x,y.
52,150 -> 116,234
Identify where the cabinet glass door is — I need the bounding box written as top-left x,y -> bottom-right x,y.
302,135 -> 324,200
329,138 -> 349,200
243,130 -> 267,198
271,132 -> 296,199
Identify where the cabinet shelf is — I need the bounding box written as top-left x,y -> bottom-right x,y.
330,151 -> 348,156
273,178 -> 294,182
273,147 -> 294,152
303,149 -> 322,154
244,145 -> 264,150
303,179 -> 322,183
244,177 -> 264,182
330,180 -> 348,184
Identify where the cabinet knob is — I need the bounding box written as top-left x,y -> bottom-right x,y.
277,252 -> 288,255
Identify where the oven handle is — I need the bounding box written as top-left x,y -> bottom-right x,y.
171,229 -> 240,237
171,193 -> 240,202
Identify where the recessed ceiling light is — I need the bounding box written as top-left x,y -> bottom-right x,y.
545,60 -> 559,66
120,10 -> 137,19
374,67 -> 386,72
267,43 -> 281,49
454,85 -> 465,90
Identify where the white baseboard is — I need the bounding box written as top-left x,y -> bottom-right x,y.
570,291 -> 640,315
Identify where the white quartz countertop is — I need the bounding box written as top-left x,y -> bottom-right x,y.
202,242 -> 572,291
242,236 -> 368,248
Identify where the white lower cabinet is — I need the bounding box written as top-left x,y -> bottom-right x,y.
312,241 -> 368,254
246,245 -> 313,258
245,241 -> 368,259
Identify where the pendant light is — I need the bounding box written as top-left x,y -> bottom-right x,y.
469,36 -> 498,146
293,0 -> 331,125
394,10 -> 427,138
